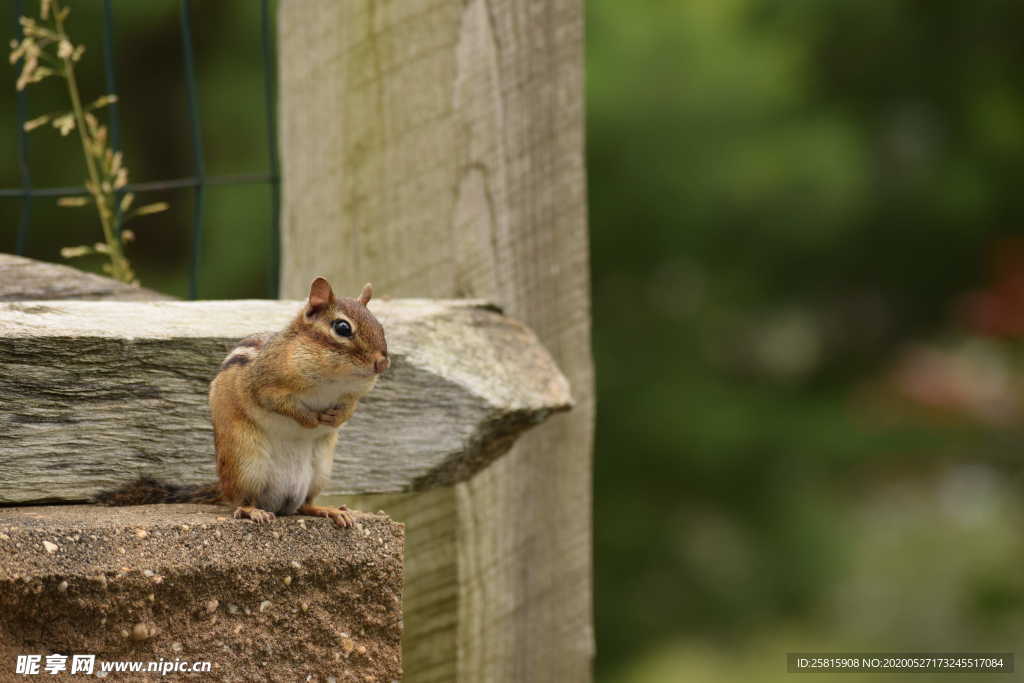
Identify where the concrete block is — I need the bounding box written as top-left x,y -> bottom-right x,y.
0,504 -> 403,681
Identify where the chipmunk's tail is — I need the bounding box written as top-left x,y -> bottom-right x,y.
94,476 -> 221,506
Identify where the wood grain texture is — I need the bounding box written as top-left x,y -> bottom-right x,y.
323,490 -> 459,683
0,299 -> 570,503
0,253 -> 172,302
279,0 -> 594,679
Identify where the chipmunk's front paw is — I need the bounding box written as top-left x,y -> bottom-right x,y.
317,406 -> 345,428
233,506 -> 276,524
298,503 -> 353,528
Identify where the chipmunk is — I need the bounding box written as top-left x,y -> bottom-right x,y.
96,277 -> 389,528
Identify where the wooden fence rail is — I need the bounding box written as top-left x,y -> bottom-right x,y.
0,298 -> 570,504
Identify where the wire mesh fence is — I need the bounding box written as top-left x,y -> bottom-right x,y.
5,0 -> 280,299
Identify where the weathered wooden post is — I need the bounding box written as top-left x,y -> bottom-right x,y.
279,1 -> 594,680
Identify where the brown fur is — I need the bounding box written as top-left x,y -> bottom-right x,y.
96,278 -> 388,525
95,477 -> 220,506
212,278 -> 387,522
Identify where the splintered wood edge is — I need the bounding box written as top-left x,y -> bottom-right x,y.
0,254 -> 172,302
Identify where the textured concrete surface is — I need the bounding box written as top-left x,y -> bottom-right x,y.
0,504 -> 403,682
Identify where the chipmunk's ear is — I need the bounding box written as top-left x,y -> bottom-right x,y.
306,276 -> 335,317
358,282 -> 373,306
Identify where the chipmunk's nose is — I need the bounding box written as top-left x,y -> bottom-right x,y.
373,351 -> 390,374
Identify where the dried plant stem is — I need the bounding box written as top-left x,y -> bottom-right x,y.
51,0 -> 132,283
11,0 -> 169,282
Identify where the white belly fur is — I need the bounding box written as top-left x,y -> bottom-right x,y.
250,402 -> 339,515
246,377 -> 375,514
257,431 -> 325,515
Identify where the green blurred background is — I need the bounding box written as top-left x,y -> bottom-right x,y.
589,0 -> 1024,680
6,1 -> 1024,680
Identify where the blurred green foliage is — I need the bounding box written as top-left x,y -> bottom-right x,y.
588,0 -> 1024,679
6,1 -> 1024,680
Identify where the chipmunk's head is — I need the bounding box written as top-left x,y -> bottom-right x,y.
297,276 -> 389,384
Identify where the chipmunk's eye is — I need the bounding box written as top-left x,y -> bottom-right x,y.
332,319 -> 353,338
